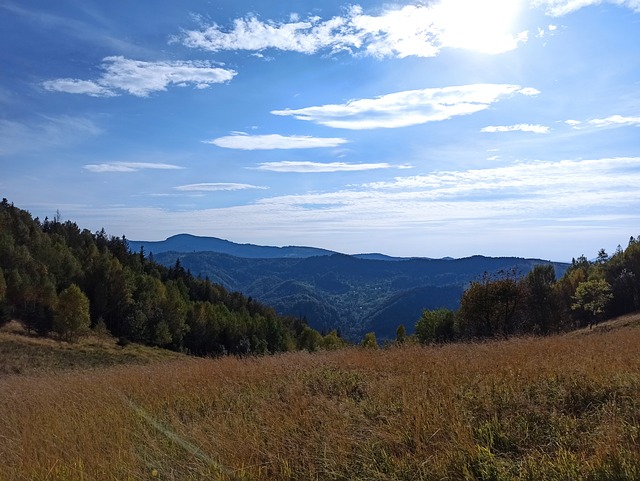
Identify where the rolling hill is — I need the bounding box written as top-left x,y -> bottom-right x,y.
128,234 -> 340,259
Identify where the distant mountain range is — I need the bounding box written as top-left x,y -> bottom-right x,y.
128,234 -> 409,260
130,234 -> 569,341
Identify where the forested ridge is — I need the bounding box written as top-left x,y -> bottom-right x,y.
151,250 -> 566,340
0,199 -> 335,355
2,198 -> 639,354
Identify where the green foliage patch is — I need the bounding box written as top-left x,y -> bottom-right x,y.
0,198 -> 330,357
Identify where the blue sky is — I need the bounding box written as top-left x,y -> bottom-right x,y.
1,0 -> 639,261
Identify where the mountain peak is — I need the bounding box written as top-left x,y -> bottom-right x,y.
128,234 -> 339,259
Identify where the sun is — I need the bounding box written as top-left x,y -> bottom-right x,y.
433,0 -> 525,54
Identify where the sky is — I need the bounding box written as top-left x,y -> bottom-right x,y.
1,0 -> 640,261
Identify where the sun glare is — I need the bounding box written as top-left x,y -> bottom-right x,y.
434,0 -> 525,54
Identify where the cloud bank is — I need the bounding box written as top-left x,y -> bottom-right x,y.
177,1 -> 528,57
53,157 -> 640,259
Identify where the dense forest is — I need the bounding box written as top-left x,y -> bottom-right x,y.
414,241 -> 640,343
150,250 -> 566,340
0,199 -> 339,355
1,198 -> 639,355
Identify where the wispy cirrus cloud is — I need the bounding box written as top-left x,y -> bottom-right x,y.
177,1 -> 528,58
272,84 -> 539,130
205,133 -> 348,150
362,157 -> 640,195
0,115 -> 101,156
481,123 -> 550,133
43,56 -> 236,97
254,161 -> 410,172
1,2 -> 154,57
589,115 -> 640,127
43,79 -> 118,98
533,0 -> 640,16
175,183 -> 268,191
83,162 -> 183,173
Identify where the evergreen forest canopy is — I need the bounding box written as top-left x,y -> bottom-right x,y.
1,198 -> 639,353
0,199 -> 337,355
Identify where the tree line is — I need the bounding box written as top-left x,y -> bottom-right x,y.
0,199 -> 345,354
3,198 -> 638,353
414,241 -> 640,344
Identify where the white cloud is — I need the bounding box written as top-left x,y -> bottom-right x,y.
205,133 -> 349,150
177,1 -> 529,58
43,56 -> 236,97
481,123 -> 550,133
175,183 -> 268,191
565,119 -> 582,127
362,157 -> 640,194
272,84 -> 537,130
536,23 -> 560,38
516,87 -> 541,96
42,79 -> 116,97
254,161 -> 403,172
430,0 -> 528,54
83,162 -> 183,173
589,115 -> 640,127
533,0 -> 640,16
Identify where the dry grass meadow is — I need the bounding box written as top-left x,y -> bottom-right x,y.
1,315 -> 639,480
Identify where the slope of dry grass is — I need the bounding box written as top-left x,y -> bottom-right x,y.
0,321 -> 184,376
1,316 -> 639,480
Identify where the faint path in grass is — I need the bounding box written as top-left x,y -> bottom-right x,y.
124,395 -> 241,480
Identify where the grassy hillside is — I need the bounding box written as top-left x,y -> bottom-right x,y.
0,321 -> 184,376
1,314 -> 639,480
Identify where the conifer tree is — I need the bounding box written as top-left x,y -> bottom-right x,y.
361,332 -> 378,349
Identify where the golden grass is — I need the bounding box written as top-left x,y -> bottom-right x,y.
0,321 -> 184,376
1,317 -> 640,480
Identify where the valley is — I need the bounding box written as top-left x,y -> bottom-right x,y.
132,236 -> 569,340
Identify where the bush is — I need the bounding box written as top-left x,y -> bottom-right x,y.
415,308 -> 456,344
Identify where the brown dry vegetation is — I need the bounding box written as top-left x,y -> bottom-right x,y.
0,321 -> 184,377
1,316 -> 640,480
